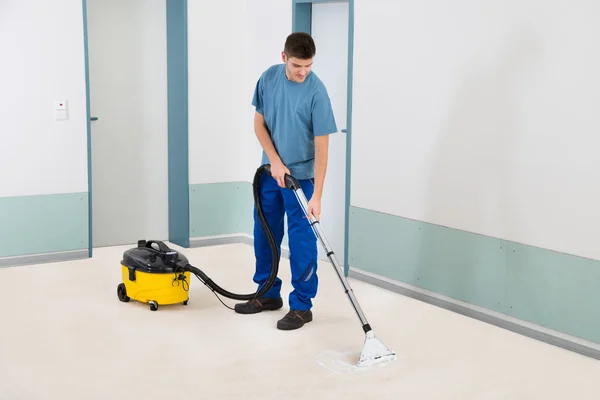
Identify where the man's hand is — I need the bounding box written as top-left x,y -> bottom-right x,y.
307,195 -> 321,221
270,160 -> 290,188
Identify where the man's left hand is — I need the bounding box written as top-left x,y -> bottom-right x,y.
307,197 -> 321,221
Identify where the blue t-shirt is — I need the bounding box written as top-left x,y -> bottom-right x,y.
252,64 -> 337,180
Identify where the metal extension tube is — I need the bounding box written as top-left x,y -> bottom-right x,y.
271,165 -> 372,333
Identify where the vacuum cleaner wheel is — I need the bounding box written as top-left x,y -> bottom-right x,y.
117,283 -> 130,302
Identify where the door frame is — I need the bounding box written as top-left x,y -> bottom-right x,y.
292,0 -> 354,276
81,0 -> 190,257
82,0 -> 92,257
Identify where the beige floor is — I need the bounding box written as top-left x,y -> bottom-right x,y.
0,242 -> 599,399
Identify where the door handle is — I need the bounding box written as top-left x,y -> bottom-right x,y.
91,117 -> 98,121
341,128 -> 347,133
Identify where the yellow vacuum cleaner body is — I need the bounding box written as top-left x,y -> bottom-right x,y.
117,240 -> 191,311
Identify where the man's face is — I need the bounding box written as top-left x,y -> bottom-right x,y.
282,52 -> 313,83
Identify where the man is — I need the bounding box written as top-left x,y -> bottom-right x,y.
234,32 -> 337,330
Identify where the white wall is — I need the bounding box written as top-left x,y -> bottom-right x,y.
0,0 -> 88,197
351,0 -> 600,260
187,0 -> 292,185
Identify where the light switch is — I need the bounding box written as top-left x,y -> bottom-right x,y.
55,98 -> 68,120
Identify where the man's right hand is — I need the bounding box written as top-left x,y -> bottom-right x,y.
270,161 -> 290,188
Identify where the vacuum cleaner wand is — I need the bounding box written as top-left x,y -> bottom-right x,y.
262,164 -> 396,368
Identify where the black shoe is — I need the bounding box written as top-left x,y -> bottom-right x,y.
277,309 -> 313,330
234,297 -> 283,314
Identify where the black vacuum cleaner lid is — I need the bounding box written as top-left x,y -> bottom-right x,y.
121,240 -> 189,273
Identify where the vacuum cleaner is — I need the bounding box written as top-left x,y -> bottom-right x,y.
116,164 -> 396,368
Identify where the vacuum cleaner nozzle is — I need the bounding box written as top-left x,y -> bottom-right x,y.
357,330 -> 397,368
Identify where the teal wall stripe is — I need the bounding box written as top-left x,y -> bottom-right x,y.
0,193 -> 89,258
348,206 -> 600,345
82,0 -> 92,257
166,0 -> 190,248
189,183 -> 254,238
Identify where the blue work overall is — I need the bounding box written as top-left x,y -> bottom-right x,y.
252,173 -> 318,311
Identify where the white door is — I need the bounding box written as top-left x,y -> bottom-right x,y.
86,0 -> 169,247
311,2 -> 350,267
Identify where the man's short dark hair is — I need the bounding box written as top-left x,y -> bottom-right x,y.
284,32 -> 316,60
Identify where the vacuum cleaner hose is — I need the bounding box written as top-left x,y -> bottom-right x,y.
183,164 -> 290,301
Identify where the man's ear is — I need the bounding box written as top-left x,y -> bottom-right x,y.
281,51 -> 287,63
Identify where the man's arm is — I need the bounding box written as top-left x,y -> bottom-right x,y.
313,134 -> 329,200
254,112 -> 280,164
254,111 -> 289,187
